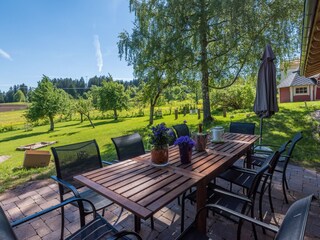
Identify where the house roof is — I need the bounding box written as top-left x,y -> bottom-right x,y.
300,0 -> 320,77
277,73 -> 316,88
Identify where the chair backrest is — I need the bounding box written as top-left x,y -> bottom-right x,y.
173,124 -> 190,137
278,140 -> 291,154
229,122 -> 255,135
167,128 -> 177,146
0,207 -> 17,240
51,140 -> 102,194
111,132 -> 145,161
247,152 -> 279,198
286,132 -> 303,157
275,195 -> 313,240
260,151 -> 281,175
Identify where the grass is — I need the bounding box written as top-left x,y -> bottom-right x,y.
0,101 -> 319,192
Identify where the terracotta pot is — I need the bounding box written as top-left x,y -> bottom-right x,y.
151,145 -> 169,165
178,145 -> 192,164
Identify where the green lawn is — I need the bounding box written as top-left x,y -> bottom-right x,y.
0,101 -> 319,192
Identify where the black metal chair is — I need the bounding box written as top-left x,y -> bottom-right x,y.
217,151 -> 281,224
177,195 -> 313,240
173,124 -> 190,137
251,132 -> 303,203
181,153 -> 273,236
111,132 -> 146,161
51,140 -> 116,239
230,122 -> 255,135
0,197 -> 142,240
167,128 -> 177,146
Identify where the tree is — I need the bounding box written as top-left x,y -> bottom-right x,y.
95,80 -> 128,120
74,97 -> 95,128
211,81 -> 255,110
122,0 -> 302,123
25,75 -> 70,131
14,90 -> 26,102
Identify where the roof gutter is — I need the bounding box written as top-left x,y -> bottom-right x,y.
300,0 -> 318,76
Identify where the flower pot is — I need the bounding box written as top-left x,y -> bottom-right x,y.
193,133 -> 208,152
178,145 -> 192,164
151,145 -> 169,166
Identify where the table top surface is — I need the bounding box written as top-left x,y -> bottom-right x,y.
74,132 -> 259,219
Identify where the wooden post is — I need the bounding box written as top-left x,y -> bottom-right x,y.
175,109 -> 178,120
223,107 -> 227,117
198,108 -> 201,119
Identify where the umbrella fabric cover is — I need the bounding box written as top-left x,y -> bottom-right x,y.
253,44 -> 279,118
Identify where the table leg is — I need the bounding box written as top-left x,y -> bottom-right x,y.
246,147 -> 252,169
196,180 -> 207,234
134,215 -> 141,232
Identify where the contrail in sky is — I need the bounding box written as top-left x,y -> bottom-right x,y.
93,35 -> 103,72
0,48 -> 13,61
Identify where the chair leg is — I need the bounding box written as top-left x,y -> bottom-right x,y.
282,173 -> 289,204
237,219 -> 243,240
177,196 -> 181,206
150,216 -> 154,230
251,206 -> 258,240
268,183 -> 275,213
60,206 -> 65,240
113,207 -> 124,225
181,193 -> 186,233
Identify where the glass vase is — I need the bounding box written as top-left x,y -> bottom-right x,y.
151,144 -> 169,166
178,144 -> 192,164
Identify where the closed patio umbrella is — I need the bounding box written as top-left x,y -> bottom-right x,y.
253,44 -> 279,144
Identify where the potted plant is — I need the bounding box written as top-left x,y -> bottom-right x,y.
149,123 -> 173,166
174,136 -> 195,164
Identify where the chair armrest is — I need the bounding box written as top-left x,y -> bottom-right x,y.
205,204 -> 279,233
109,230 -> 142,240
11,197 -> 96,227
51,176 -> 81,198
211,188 -> 252,203
102,160 -> 119,165
229,166 -> 257,174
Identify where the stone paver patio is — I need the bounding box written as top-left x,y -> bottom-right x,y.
0,163 -> 319,239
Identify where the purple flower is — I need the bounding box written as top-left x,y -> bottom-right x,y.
174,136 -> 195,147
149,123 -> 172,147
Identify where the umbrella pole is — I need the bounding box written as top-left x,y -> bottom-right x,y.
259,117 -> 263,144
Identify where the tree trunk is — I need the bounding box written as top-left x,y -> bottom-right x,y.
84,113 -> 95,128
199,0 -> 213,123
113,109 -> 118,120
149,100 -> 155,126
49,115 -> 54,131
80,113 -> 83,123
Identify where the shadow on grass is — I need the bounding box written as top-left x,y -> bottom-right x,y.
77,119 -> 125,128
0,131 -> 49,143
50,131 -> 79,138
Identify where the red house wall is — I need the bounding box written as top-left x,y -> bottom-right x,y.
279,88 -> 290,103
293,94 -> 310,102
317,86 -> 320,100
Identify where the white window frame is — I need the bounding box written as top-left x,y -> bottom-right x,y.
294,86 -> 309,95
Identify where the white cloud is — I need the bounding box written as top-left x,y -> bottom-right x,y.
0,48 -> 13,61
93,35 -> 103,73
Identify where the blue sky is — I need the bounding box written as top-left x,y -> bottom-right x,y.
0,0 -> 134,92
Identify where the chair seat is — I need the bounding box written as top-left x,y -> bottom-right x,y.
176,225 -> 209,240
218,168 -> 254,189
207,188 -> 248,222
66,214 -> 119,240
72,189 -> 113,213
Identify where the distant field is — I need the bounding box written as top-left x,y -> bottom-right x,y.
0,101 -> 319,192
0,103 -> 28,112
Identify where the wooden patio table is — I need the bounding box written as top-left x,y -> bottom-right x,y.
74,132 -> 259,234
